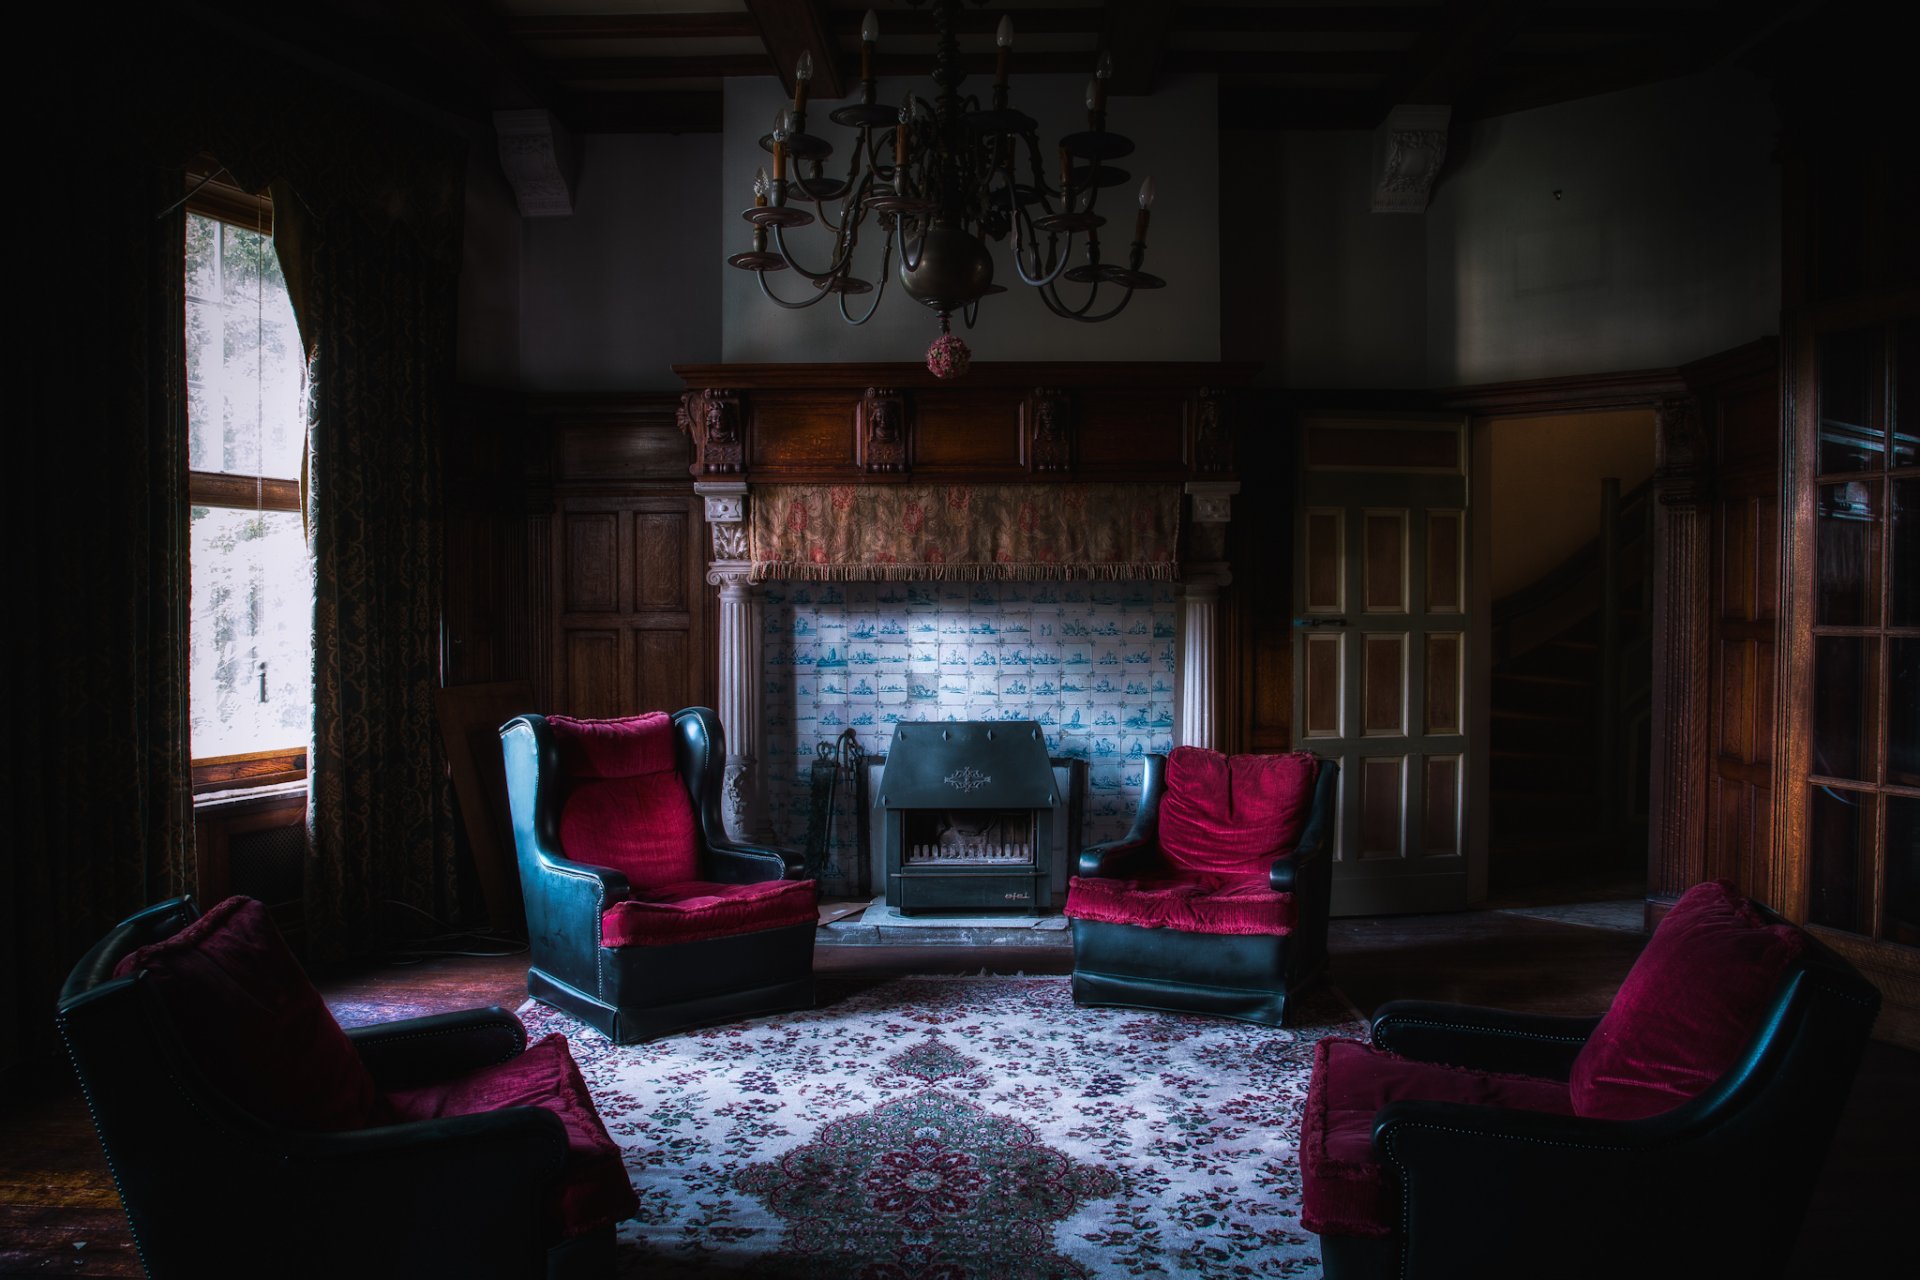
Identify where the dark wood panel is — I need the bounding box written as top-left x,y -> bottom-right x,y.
562,512 -> 618,613
1307,426 -> 1458,472
1304,633 -> 1341,737
1426,633 -> 1461,734
634,511 -> 689,610
1077,389 -> 1189,473
1363,634 -> 1406,736
1359,757 -> 1404,860
1424,755 -> 1460,855
749,395 -> 859,471
1363,512 -> 1406,611
1305,511 -> 1342,610
555,422 -> 692,482
1427,512 -> 1462,612
635,630 -> 691,713
914,392 -> 1022,471
564,630 -> 622,716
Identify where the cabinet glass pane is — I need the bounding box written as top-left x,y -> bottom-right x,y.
1808,785 -> 1872,932
1895,477 -> 1919,627
1816,481 -> 1880,626
1818,327 -> 1880,474
1895,317 -> 1918,468
1891,638 -> 1920,789
1812,636 -> 1876,781
1887,796 -> 1920,949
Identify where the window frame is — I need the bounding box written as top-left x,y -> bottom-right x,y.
184,170 -> 309,796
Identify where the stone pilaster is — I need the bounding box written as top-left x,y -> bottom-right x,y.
697,481 -> 769,841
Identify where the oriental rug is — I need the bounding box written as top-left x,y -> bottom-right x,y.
522,975 -> 1366,1279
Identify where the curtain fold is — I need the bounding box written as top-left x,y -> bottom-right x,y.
749,483 -> 1184,582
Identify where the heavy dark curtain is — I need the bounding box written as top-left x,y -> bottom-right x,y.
7,6 -> 467,1061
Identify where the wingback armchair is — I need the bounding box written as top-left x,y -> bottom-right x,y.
500,708 -> 817,1043
56,896 -> 634,1279
1064,746 -> 1337,1027
1301,880 -> 1881,1279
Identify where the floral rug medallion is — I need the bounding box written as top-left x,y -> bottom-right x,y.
523,975 -> 1364,1279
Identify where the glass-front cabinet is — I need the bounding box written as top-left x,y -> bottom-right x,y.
1799,317 -> 1919,951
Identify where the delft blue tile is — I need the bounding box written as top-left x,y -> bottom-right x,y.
999,647 -> 1032,668
908,677 -> 940,700
970,649 -> 999,669
814,646 -> 848,669
1147,702 -> 1175,730
1058,616 -> 1091,638
1058,672 -> 1090,695
1061,644 -> 1093,667
816,585 -> 846,606
846,617 -> 879,642
1148,735 -> 1175,755
848,676 -> 878,698
876,617 -> 910,639
997,673 -> 1033,698
844,582 -> 876,607
1093,648 -> 1124,668
848,648 -> 881,667
1153,617 -> 1177,639
1151,675 -> 1175,697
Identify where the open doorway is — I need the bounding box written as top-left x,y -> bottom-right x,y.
1476,410 -> 1656,906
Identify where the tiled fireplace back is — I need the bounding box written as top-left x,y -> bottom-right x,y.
760,579 -> 1178,894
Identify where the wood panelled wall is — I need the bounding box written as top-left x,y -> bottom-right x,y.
443,391 -> 712,717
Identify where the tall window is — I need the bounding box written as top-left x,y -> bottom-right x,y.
185,186 -> 312,791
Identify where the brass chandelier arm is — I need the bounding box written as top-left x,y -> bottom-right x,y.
755,269 -> 843,310
770,217 -> 859,284
839,235 -> 896,325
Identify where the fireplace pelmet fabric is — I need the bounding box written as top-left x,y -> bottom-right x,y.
748,483 -> 1181,582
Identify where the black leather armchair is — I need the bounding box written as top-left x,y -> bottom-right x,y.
1306,895 -> 1882,1280
500,707 -> 816,1044
55,897 -> 620,1279
1066,749 -> 1338,1027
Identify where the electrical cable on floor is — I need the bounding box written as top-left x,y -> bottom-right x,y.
378,898 -> 529,964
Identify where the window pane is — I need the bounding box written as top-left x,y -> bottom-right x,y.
1895,477 -> 1919,627
1887,796 -> 1920,948
184,213 -> 304,481
1818,327 -> 1881,475
1808,785 -> 1873,932
1816,480 -> 1880,626
1892,638 -> 1920,790
1812,635 -> 1876,782
190,506 -> 312,759
1895,317 -> 1918,469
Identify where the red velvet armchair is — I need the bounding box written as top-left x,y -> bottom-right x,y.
1064,746 -> 1338,1027
1301,880 -> 1881,1279
500,708 -> 818,1043
56,896 -> 635,1279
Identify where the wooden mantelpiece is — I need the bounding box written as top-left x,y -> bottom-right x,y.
673,362 -> 1259,485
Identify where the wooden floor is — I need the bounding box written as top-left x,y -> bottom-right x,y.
3,909 -> 1912,1276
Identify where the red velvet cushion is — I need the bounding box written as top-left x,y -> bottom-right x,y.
111,896 -> 378,1133
1063,873 -> 1297,935
1569,879 -> 1804,1121
383,1033 -> 638,1239
549,713 -> 699,889
601,878 -> 818,947
1157,747 -> 1319,876
1301,1037 -> 1575,1238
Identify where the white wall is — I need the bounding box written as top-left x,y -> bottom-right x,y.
719,74 -> 1220,364
518,133 -> 723,390
1425,68 -> 1779,385
455,137 -> 523,387
1220,128 -> 1429,387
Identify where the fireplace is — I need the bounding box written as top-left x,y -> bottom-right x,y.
877,720 -> 1067,915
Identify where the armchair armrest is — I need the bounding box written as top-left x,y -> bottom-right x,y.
1272,759 -> 1338,892
707,840 -> 806,883
346,1007 -> 527,1090
1078,835 -> 1159,880
1369,1001 -> 1601,1079
1268,840 -> 1323,892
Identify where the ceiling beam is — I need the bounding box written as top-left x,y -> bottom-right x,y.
1103,0 -> 1178,96
1375,0 -> 1533,117
544,51 -> 1151,83
561,91 -> 724,135
1179,6 -> 1445,34
744,0 -> 846,100
507,13 -> 759,40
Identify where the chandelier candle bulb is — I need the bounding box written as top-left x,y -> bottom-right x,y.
995,15 -> 1013,87
754,167 -> 769,208
793,51 -> 813,113
896,102 -> 910,167
861,10 -> 877,81
1135,176 -> 1155,242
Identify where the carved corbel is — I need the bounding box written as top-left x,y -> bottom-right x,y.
1372,105 -> 1451,214
695,389 -> 744,476
859,387 -> 910,473
1190,387 -> 1236,474
1183,480 -> 1239,564
1023,387 -> 1073,472
1653,396 -> 1711,509
695,480 -> 751,570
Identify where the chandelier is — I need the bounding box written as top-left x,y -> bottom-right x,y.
726,0 -> 1163,376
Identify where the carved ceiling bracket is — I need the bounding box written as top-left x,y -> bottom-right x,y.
1023,387 -> 1074,472
493,109 -> 578,218
859,388 -> 910,473
1372,105 -> 1451,214
1189,386 -> 1237,474
1183,480 -> 1239,566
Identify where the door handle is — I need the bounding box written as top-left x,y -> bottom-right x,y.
1292,617 -> 1349,628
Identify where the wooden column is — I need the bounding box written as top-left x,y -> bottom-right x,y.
1647,395 -> 1711,917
